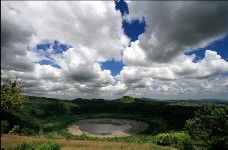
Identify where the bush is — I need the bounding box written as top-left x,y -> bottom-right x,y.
45,132 -> 65,139
185,104 -> 228,149
37,141 -> 61,150
13,141 -> 61,150
154,131 -> 193,150
1,120 -> 9,134
14,142 -> 36,150
1,76 -> 27,110
8,125 -> 20,135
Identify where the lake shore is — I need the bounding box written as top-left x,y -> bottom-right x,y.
68,118 -> 149,138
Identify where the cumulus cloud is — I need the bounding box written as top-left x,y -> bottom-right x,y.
170,50 -> 228,79
120,49 -> 228,98
1,3 -> 35,72
123,40 -> 148,66
1,1 -> 127,99
3,1 -> 128,61
123,49 -> 228,79
1,1 -> 228,100
126,1 -> 228,63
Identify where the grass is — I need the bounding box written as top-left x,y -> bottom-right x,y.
1,134 -> 177,150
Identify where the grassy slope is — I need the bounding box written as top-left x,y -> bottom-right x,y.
4,96 -> 223,149
1,96 -> 199,137
1,134 -> 177,150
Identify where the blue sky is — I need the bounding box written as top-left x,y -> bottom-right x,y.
1,1 -> 228,100
101,0 -> 146,76
185,34 -> 228,62
107,0 -> 228,77
35,0 -> 227,77
101,59 -> 125,76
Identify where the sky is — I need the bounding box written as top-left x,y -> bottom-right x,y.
1,1 -> 228,100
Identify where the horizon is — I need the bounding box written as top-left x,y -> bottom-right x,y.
27,95 -> 228,101
1,1 -> 228,100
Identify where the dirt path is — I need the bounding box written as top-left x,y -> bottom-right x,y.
68,118 -> 149,138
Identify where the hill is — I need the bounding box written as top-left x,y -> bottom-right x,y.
1,96 -> 197,135
1,96 -> 227,149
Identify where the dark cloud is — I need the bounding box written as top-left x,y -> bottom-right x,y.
1,57 -> 34,72
128,1 -> 228,63
1,18 -> 33,47
67,65 -> 99,82
1,6 -> 35,72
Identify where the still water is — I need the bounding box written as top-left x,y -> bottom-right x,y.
78,123 -> 132,134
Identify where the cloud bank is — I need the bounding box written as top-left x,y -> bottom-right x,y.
1,1 -> 228,100
125,1 -> 228,63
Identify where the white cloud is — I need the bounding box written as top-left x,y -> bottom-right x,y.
123,40 -> 148,66
1,1 -> 128,99
120,48 -> 228,98
170,50 -> 228,79
126,1 -> 228,63
1,1 -> 228,100
4,1 -> 128,61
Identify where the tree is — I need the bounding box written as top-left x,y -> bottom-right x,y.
185,104 -> 228,149
1,76 -> 27,109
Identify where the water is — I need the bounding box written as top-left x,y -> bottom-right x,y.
78,123 -> 132,134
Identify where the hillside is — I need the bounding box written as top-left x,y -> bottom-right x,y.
1,96 -> 199,136
1,96 -> 227,149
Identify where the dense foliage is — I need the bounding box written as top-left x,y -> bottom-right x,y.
154,131 -> 193,150
1,120 -> 9,134
1,76 -> 27,109
2,96 -> 198,136
1,95 -> 227,149
11,141 -> 61,150
185,104 -> 228,149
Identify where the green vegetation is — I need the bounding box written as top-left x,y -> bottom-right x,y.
8,125 -> 21,135
1,82 -> 227,150
9,141 -> 61,150
1,76 -> 27,109
1,96 -> 198,136
154,131 -> 193,150
118,96 -> 135,103
185,104 -> 228,150
1,134 -> 176,150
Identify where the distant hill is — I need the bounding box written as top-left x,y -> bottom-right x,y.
113,96 -> 142,103
166,99 -> 228,103
72,98 -> 92,101
72,98 -> 105,102
137,97 -> 228,103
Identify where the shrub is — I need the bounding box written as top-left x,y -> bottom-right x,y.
1,120 -> 9,134
1,76 -> 27,110
14,142 -> 36,150
45,132 -> 65,139
8,125 -> 20,135
13,142 -> 61,150
154,131 -> 193,150
185,104 -> 228,149
37,141 -> 61,150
